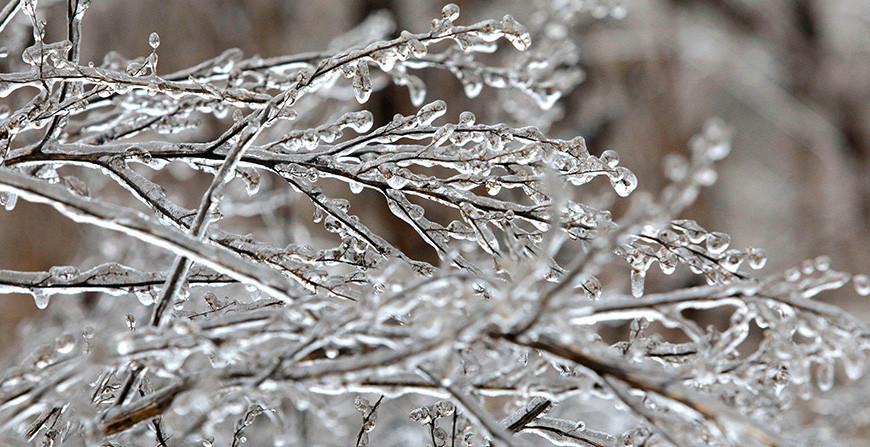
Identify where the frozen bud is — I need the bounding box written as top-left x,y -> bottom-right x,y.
658,249 -> 677,275
701,118 -> 732,161
816,358 -> 834,391
813,255 -> 831,272
55,334 -> 75,354
663,153 -> 689,181
148,32 -> 160,49
441,4 -> 460,22
600,149 -> 619,168
610,167 -> 637,197
49,265 -> 79,281
433,427 -> 448,446
409,407 -> 432,424
500,15 -> 531,51
746,247 -> 767,270
693,166 -> 718,186
672,219 -> 707,244
434,400 -> 455,417
352,61 -> 372,103
363,412 -> 377,432
354,396 -> 371,414
416,100 -> 447,125
432,123 -> 456,147
720,249 -> 743,273
342,110 -> 374,132
705,232 -> 730,255
582,276 -> 602,300
657,229 -> 679,245
531,85 -> 561,110
458,111 -> 476,126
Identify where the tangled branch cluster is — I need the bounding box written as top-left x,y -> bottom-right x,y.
0,1 -> 867,446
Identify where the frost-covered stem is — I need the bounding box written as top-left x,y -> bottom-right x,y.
0,168 -> 298,303
33,0 -> 87,154
0,0 -> 22,33
504,334 -> 786,447
147,16 -> 492,323
355,395 -> 383,447
149,101 -> 277,325
505,399 -> 552,433
101,379 -> 192,435
571,281 -> 867,331
0,267 -> 232,296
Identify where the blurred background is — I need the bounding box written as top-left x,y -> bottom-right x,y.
0,0 -> 867,413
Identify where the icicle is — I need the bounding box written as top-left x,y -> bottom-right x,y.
0,192 -> 16,211
32,289 -> 50,309
630,269 -> 645,298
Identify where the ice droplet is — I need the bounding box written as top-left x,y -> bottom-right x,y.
610,167 -> 637,197
441,4 -> 460,22
148,32 -> 160,50
500,15 -> 531,51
